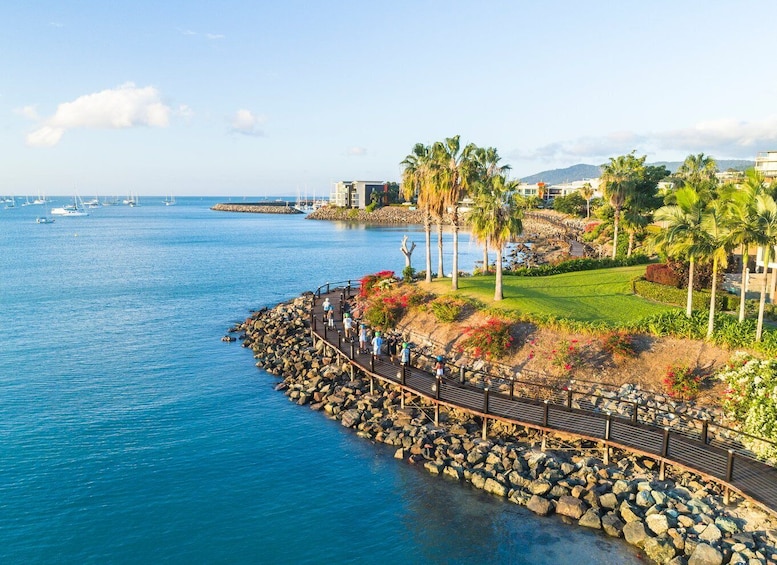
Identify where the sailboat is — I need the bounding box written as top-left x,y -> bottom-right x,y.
164,194 -> 176,206
51,195 -> 89,217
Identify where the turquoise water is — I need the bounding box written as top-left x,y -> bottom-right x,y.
0,199 -> 643,564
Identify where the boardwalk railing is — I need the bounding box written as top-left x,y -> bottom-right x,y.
309,285 -> 777,515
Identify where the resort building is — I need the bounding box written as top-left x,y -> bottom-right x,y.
755,151 -> 777,181
330,181 -> 390,209
516,178 -> 602,203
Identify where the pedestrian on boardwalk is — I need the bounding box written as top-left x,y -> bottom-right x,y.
359,324 -> 369,353
322,297 -> 334,327
386,334 -> 398,362
343,313 -> 354,341
371,331 -> 383,357
435,355 -> 445,378
400,342 -> 411,365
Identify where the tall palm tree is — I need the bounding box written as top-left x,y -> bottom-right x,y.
725,170 -> 766,321
752,194 -> 777,341
653,185 -> 710,318
579,182 -> 594,219
601,152 -> 645,259
468,175 -> 523,300
430,135 -> 476,290
400,143 -> 434,283
675,153 -> 719,190
700,199 -> 732,338
470,146 -> 511,274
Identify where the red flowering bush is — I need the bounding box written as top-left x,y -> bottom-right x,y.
361,283 -> 425,330
601,331 -> 636,359
663,364 -> 701,399
550,339 -> 583,374
359,270 -> 396,299
456,318 -> 514,360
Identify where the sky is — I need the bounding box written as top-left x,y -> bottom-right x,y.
3,1 -> 777,196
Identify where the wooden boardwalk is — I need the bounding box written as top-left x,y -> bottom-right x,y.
311,284 -> 777,515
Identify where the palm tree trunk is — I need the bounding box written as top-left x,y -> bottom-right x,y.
437,220 -> 444,279
424,213 -> 432,283
686,258 -> 695,318
451,209 -> 459,290
627,231 -> 634,257
757,247 -> 772,342
611,209 -> 620,259
707,257 -> 718,339
738,246 -> 749,322
482,244 -> 489,275
495,247 -> 503,301
586,199 -> 590,219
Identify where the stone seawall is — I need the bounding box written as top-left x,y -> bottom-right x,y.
306,206 -> 427,224
211,203 -> 303,214
228,295 -> 777,565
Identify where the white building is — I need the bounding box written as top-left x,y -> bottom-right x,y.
330,181 -> 388,209
755,151 -> 777,180
515,178 -> 601,202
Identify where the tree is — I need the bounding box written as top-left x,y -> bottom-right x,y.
400,143 -> 434,283
579,182 -> 594,218
700,199 -> 732,338
725,170 -> 767,322
468,175 -> 523,300
653,186 -> 711,318
752,194 -> 777,341
675,153 -> 718,190
430,135 -> 477,290
600,152 -> 646,259
470,146 -> 511,274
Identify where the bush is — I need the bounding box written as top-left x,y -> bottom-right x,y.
645,263 -> 681,287
361,284 -> 425,330
663,364 -> 701,399
430,296 -> 466,323
508,254 -> 650,277
359,270 -> 396,299
456,318 -> 514,360
601,331 -> 636,358
402,265 -> 416,281
550,339 -> 583,374
632,278 -> 733,311
718,352 -> 777,461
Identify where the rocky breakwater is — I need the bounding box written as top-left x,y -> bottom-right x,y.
211,203 -> 302,214
307,205 -> 427,224
230,296 -> 777,565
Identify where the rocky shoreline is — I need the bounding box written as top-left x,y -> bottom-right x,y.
211,203 -> 302,214
230,294 -> 777,565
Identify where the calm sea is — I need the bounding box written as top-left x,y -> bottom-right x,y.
0,198 -> 643,564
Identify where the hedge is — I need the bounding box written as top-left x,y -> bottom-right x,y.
509,254 -> 651,277
632,278 -> 737,311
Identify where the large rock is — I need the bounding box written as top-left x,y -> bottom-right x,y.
340,409 -> 361,428
643,535 -> 677,564
527,495 -> 553,516
556,496 -> 587,519
688,543 -> 723,565
623,521 -> 651,548
578,509 -> 602,529
601,512 -> 625,538
698,524 -> 722,543
646,513 -> 670,536
620,500 -> 642,523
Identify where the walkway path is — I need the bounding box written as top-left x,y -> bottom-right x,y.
311,284 -> 777,516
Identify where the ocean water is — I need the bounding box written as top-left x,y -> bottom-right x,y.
0,198 -> 644,564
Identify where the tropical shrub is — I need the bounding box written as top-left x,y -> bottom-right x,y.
359,270 -> 396,298
430,296 -> 466,323
645,263 -> 681,287
361,283 -> 425,330
632,279 -> 734,311
508,255 -> 650,277
456,318 -> 514,360
663,364 -> 701,399
601,331 -> 636,358
718,352 -> 777,460
402,265 -> 416,281
550,339 -> 583,374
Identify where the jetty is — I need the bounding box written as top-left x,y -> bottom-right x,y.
211,202 -> 302,214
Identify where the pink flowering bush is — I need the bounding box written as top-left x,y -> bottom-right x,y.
662,364 -> 701,399
456,318 -> 514,360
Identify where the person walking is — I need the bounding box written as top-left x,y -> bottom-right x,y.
434,355 -> 445,378
400,342 -> 411,366
371,331 -> 383,357
343,313 -> 354,341
359,324 -> 369,354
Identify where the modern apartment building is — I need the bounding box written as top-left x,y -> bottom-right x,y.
330,181 -> 388,209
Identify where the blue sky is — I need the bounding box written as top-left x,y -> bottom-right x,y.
3,1 -> 777,196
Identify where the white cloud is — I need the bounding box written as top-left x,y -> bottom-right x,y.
49,22 -> 64,28
347,146 -> 367,156
230,109 -> 265,136
177,104 -> 194,119
205,33 -> 224,40
15,105 -> 39,120
517,116 -> 777,165
25,83 -> 171,147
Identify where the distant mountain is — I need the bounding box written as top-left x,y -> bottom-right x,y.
520,160 -> 754,184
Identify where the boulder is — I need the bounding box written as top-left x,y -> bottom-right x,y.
646,513 -> 670,536
527,495 -> 553,516
556,495 -> 587,520
578,509 -> 602,529
601,512 -> 625,538
688,543 -> 723,565
623,521 -> 651,548
643,535 -> 677,564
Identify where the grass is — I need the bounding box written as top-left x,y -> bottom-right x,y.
426,265 -> 674,325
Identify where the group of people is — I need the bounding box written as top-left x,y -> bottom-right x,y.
321,296 -> 413,365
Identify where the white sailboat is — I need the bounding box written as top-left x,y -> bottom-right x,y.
51,195 -> 89,217
164,194 -> 176,206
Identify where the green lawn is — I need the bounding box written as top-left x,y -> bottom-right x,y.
427,265 -> 674,325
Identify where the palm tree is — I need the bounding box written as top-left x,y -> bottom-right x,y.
601,152 -> 645,259
675,153 -> 718,190
430,136 -> 476,290
400,143 -> 434,283
700,199 -> 732,338
752,194 -> 777,341
579,182 -> 594,219
725,170 -> 766,321
468,175 -> 523,300
470,146 -> 511,274
653,186 -> 710,318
